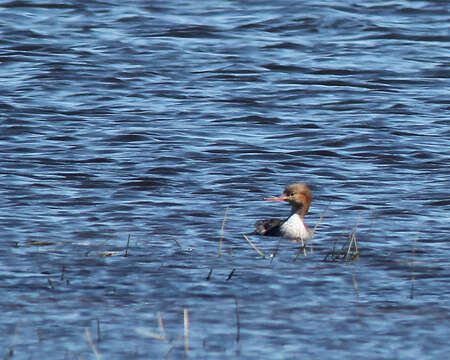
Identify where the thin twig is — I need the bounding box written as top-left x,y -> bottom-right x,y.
85,328 -> 101,360
5,324 -> 20,360
173,238 -> 183,250
135,328 -> 165,340
270,238 -> 281,263
97,319 -> 101,342
353,233 -> 359,254
206,267 -> 213,281
226,268 -> 235,280
124,234 -> 131,257
218,206 -> 229,257
165,335 -> 183,358
234,296 -> 240,343
300,237 -> 306,256
345,215 -> 360,261
323,237 -> 339,262
157,312 -> 166,341
85,240 -> 108,256
368,208 -> 375,236
410,235 -> 418,299
136,312 -> 167,341
353,214 -> 361,233
312,202 -> 331,236
352,273 -> 360,297
293,237 -> 307,262
300,238 -> 306,256
242,234 -> 265,258
309,202 -> 331,254
184,308 -> 189,354
345,234 -> 355,261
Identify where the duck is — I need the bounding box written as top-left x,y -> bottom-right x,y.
255,183 -> 313,242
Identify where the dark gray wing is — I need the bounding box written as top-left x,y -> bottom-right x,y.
254,218 -> 283,236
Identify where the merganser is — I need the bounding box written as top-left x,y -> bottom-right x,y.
255,183 -> 313,241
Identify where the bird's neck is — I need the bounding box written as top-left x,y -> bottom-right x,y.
290,205 -> 306,217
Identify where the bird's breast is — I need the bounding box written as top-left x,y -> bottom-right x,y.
280,213 -> 311,240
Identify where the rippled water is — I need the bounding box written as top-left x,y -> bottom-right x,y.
1,0 -> 449,359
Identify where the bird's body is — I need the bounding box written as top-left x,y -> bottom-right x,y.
255,183 -> 313,242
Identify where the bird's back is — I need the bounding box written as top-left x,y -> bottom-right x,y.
254,218 -> 284,236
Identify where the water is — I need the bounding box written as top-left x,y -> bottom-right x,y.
1,0 -> 449,359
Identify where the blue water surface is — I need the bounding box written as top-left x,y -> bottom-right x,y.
0,0 -> 449,359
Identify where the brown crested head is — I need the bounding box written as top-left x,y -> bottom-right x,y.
264,182 -> 313,216
283,183 -> 312,216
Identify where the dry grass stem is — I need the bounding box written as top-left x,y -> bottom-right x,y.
344,215 -> 360,260
312,202 -> 331,237
136,312 -> 167,340
234,296 -> 240,343
165,335 -> 183,358
206,267 -> 213,280
218,206 -> 229,257
242,234 -> 266,258
99,251 -> 122,257
26,240 -> 58,246
173,238 -> 183,250
60,265 -> 65,280
352,273 -> 360,297
293,237 -> 308,261
324,216 -> 361,262
135,328 -> 166,340
157,312 -> 166,340
345,233 -> 356,261
5,324 -> 20,360
85,328 -> 101,360
300,237 -> 306,256
184,308 -> 189,354
97,319 -> 101,342
307,202 -> 331,254
354,234 -> 359,253
226,268 -> 235,280
85,240 -> 108,256
124,234 -> 131,257
270,239 -> 281,263
410,235 -> 418,299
